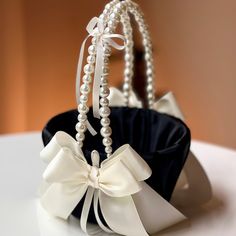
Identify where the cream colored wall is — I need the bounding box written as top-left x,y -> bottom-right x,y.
0,0 -> 235,149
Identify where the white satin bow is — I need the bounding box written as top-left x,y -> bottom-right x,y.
108,87 -> 184,119
76,17 -> 126,122
40,131 -> 186,235
40,131 -> 152,235
108,87 -> 212,205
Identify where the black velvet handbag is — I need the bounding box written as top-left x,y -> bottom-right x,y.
40,0 -> 191,234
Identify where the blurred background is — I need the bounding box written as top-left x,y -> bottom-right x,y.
0,0 -> 236,149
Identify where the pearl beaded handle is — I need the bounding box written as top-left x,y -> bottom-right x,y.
76,0 -> 153,157
123,1 -> 155,108
102,0 -> 155,108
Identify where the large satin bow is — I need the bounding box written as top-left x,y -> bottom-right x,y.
108,87 -> 184,120
40,131 -> 152,235
40,131 -> 186,235
108,87 -> 212,205
76,17 -> 126,124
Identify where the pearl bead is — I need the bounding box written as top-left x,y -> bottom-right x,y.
145,44 -> 152,53
146,68 -> 153,77
110,12 -> 120,21
147,84 -> 153,92
76,133 -> 85,141
148,101 -> 154,108
123,83 -> 130,91
76,122 -> 87,132
103,8 -> 109,15
87,55 -> 96,64
113,7 -> 122,15
103,56 -> 109,64
108,20 -> 116,29
147,93 -> 154,100
82,74 -> 92,83
125,53 -> 134,61
99,107 -> 111,117
101,76 -> 108,85
91,37 -> 98,45
116,2 -> 125,11
101,117 -> 110,126
99,14 -> 105,21
100,97 -> 109,106
78,104 -> 89,114
103,47 -> 111,56
147,76 -> 153,83
125,61 -> 132,68
145,52 -> 151,61
124,77 -> 130,83
100,86 -> 110,97
139,26 -> 146,34
100,127 -> 112,137
143,40 -> 151,49
105,146 -> 112,154
84,64 -> 94,74
124,28 -> 132,35
105,3 -> 111,10
147,62 -> 153,71
88,45 -> 96,55
103,137 -> 112,146
78,114 -> 87,122
80,94 -> 88,103
80,84 -> 90,94
124,68 -> 133,77
123,91 -> 129,98
102,66 -> 109,75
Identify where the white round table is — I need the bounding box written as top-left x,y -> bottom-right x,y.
0,132 -> 236,236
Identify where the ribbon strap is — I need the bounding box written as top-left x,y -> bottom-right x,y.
76,17 -> 126,126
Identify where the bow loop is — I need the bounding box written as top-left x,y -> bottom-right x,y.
85,17 -> 102,36
42,147 -> 88,185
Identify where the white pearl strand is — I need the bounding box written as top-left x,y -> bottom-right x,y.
126,1 -> 155,108
76,0 -> 127,158
75,0 -> 119,148
99,2 -> 127,157
101,1 -> 135,107
99,0 -> 120,157
121,7 -> 134,106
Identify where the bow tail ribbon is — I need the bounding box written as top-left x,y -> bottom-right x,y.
99,191 -> 149,236
92,39 -> 103,119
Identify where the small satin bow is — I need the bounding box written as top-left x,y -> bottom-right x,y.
75,17 -> 126,131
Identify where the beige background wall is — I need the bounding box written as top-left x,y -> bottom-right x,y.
0,0 -> 236,149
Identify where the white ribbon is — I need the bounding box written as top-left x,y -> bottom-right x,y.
40,131 -> 186,235
76,17 -> 126,124
108,87 -> 212,205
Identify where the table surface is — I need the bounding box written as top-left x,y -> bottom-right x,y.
0,132 -> 236,236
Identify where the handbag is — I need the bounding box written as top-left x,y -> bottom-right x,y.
40,0 -> 191,235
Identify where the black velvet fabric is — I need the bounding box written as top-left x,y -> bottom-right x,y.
42,107 -> 191,222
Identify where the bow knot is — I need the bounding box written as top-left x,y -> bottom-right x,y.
88,166 -> 100,188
